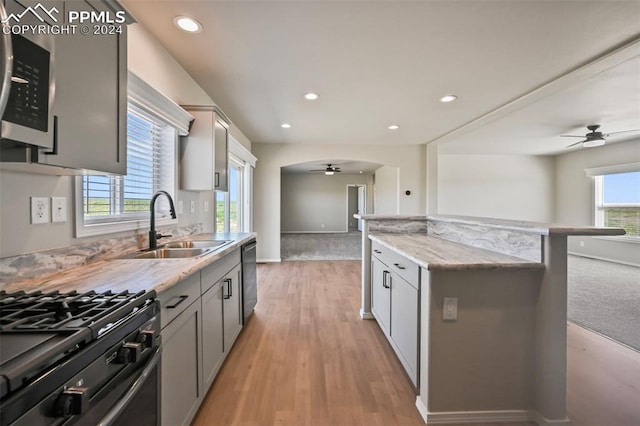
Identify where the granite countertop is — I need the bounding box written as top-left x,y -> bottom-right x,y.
0,233 -> 256,295
370,233 -> 545,271
358,214 -> 626,237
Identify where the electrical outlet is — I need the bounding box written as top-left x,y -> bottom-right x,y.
190,201 -> 196,213
443,297 -> 458,321
580,240 -> 585,247
31,197 -> 50,224
51,197 -> 67,223
204,201 -> 209,213
177,201 -> 184,215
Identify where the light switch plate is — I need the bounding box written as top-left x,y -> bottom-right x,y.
51,197 -> 67,223
204,201 -> 209,213
177,201 -> 184,215
190,200 -> 196,213
31,197 -> 50,224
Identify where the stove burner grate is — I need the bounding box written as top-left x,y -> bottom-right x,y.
0,290 -> 148,333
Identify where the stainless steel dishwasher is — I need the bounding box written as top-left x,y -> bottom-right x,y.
241,239 -> 257,324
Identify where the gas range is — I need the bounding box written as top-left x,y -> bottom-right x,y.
0,289 -> 161,425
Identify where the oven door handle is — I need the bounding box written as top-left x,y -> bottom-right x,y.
97,346 -> 162,426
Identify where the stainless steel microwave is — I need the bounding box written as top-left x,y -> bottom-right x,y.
0,0 -> 55,151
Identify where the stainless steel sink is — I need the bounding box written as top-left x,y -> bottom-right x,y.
121,247 -> 214,259
160,240 -> 231,249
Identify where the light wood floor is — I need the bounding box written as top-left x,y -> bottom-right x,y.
193,261 -> 640,426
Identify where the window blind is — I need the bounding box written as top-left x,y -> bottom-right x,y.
82,104 -> 174,223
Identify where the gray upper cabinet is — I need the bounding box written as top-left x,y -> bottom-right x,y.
180,106 -> 229,192
1,0 -> 128,175
38,1 -> 127,174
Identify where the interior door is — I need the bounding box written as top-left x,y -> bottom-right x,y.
357,186 -> 366,231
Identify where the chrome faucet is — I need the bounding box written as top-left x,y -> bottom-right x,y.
149,190 -> 177,250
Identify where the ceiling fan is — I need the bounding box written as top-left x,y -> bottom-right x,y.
562,124 -> 639,148
310,164 -> 341,175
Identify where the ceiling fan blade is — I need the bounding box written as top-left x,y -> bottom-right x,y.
560,134 -> 585,138
566,139 -> 586,148
603,129 -> 640,136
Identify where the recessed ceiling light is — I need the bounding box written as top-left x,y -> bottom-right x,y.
359,171 -> 363,174
388,125 -> 399,130
174,16 -> 202,33
440,94 -> 458,103
304,93 -> 319,100
281,123 -> 291,129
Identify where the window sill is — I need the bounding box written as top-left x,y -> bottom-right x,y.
76,216 -> 177,238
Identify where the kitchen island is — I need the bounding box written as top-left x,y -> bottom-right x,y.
357,214 -> 624,426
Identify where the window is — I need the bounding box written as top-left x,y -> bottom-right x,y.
75,72 -> 193,237
594,170 -> 640,238
81,106 -> 176,224
215,136 -> 256,234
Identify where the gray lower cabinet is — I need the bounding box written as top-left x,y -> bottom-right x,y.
371,256 -> 391,335
222,264 -> 243,352
160,286 -> 202,426
371,241 -> 420,387
201,281 -> 224,391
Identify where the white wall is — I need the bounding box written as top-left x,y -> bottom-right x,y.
0,23 -> 249,258
253,143 -> 426,261
437,154 -> 556,222
556,138 -> 640,266
374,166 -> 400,214
281,173 -> 369,232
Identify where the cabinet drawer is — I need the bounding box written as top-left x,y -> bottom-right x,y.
371,240 -> 419,289
159,272 -> 201,329
201,248 -> 241,293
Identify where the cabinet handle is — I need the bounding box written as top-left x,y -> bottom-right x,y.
223,278 -> 232,299
215,172 -> 220,188
393,263 -> 405,270
166,295 -> 188,309
382,270 -> 390,289
373,249 -> 381,254
42,115 -> 59,156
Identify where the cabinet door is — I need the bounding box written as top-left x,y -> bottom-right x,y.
201,281 -> 224,391
223,264 -> 243,352
214,119 -> 228,191
371,257 -> 391,336
390,273 -> 419,387
161,299 -> 202,426
40,1 -> 126,174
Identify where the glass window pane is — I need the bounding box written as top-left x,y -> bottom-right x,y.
229,165 -> 241,233
600,171 -> 640,237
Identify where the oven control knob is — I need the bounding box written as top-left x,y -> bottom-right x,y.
137,329 -> 156,349
118,342 -> 142,364
55,387 -> 89,417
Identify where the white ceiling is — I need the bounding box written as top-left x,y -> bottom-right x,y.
122,0 -> 640,155
282,160 -> 380,174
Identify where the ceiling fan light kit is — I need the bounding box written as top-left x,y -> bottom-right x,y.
561,124 -> 639,149
310,163 -> 341,175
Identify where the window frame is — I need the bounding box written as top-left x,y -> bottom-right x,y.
587,162 -> 640,243
215,134 -> 256,234
74,73 -> 192,238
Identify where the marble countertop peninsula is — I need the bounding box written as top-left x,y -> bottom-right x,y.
357,214 -> 626,236
0,233 -> 256,296
370,233 -> 544,271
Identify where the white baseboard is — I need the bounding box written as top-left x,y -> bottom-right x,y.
360,309 -> 374,320
568,251 -> 640,268
533,412 -> 570,425
257,258 -> 281,263
415,397 -> 569,425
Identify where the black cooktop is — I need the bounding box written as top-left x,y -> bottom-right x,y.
0,289 -> 156,400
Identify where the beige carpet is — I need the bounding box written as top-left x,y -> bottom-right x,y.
567,255 -> 640,351
281,232 -> 361,261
